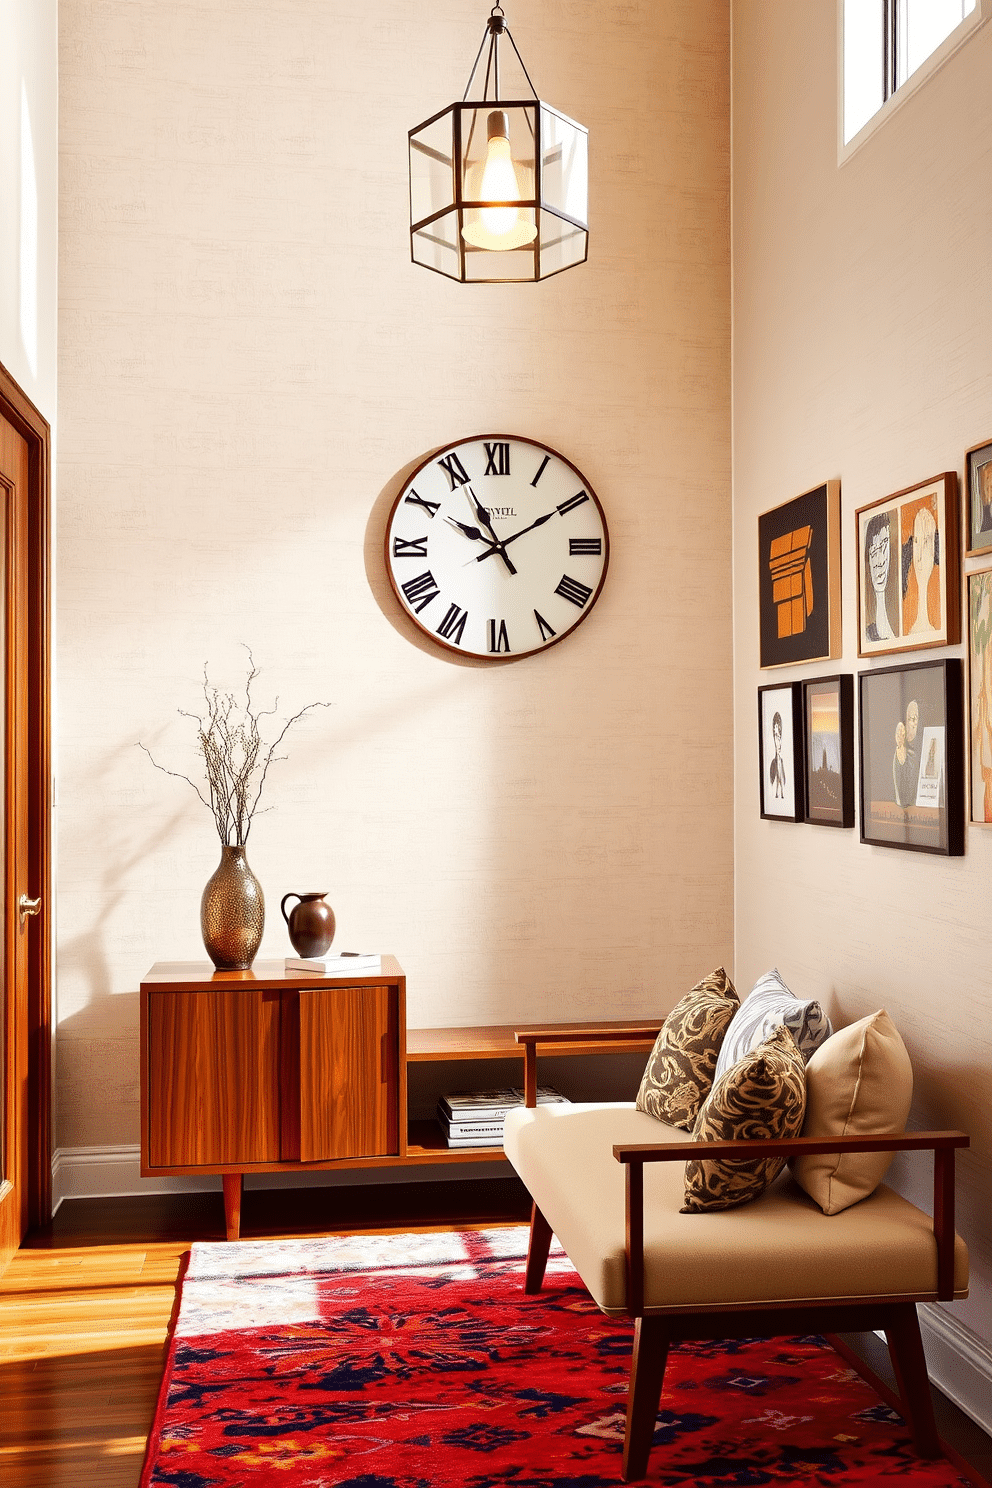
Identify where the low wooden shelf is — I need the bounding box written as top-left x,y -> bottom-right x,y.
140,959 -> 661,1238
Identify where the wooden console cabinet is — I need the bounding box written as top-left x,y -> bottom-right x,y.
140,958 -> 661,1238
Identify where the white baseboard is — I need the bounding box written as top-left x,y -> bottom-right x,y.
920,1303 -> 992,1437
50,1145 -> 511,1214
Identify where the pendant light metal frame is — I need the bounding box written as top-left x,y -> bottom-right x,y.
408,4 -> 589,284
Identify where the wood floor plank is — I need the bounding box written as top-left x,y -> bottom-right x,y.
0,1177 -> 532,1488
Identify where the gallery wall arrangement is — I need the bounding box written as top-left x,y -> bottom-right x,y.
757,451 -> 988,859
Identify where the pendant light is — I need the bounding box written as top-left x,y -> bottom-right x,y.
408,4 -> 588,284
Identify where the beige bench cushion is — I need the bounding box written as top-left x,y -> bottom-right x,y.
503,1102 -> 968,1318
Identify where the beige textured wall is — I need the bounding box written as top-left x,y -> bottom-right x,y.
0,0 -> 58,420
733,2 -> 992,1382
56,2 -> 732,1150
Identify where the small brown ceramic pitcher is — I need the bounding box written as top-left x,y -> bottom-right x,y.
280,892 -> 336,959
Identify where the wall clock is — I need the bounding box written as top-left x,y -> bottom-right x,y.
384,435 -> 609,659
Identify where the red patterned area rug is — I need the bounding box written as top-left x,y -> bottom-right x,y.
141,1226 -> 973,1488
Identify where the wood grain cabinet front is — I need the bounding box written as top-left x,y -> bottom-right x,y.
141,960 -> 407,1179
286,984 -> 400,1162
146,988 -> 282,1168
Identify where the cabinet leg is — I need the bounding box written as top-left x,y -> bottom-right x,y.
222,1173 -> 243,1241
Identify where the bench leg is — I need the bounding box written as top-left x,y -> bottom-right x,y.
622,1316 -> 670,1482
524,1202 -> 553,1294
885,1305 -> 940,1458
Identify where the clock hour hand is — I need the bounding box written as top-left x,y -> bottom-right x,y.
446,516 -> 486,541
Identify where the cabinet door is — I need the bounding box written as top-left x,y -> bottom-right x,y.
146,989 -> 281,1168
298,984 -> 398,1161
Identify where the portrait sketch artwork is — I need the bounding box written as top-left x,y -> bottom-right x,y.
968,570 -> 992,823
758,683 -> 802,821
965,439 -> 992,557
758,481 -> 841,668
856,473 -> 959,657
802,675 -> 853,828
859,660 -> 963,855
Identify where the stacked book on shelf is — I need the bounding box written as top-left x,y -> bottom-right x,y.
438,1086 -> 569,1148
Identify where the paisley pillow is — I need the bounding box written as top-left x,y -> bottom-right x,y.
635,967 -> 739,1131
682,1024 -> 807,1212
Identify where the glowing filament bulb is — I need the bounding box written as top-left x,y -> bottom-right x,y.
462,110 -> 537,252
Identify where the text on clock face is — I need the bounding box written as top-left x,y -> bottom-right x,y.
386,437 -> 608,659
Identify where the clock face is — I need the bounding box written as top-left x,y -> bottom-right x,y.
384,435 -> 609,660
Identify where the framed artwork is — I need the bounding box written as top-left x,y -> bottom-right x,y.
967,570 -> 992,823
855,472 -> 960,658
858,659 -> 964,855
802,674 -> 854,828
758,480 -> 841,669
758,683 -> 804,821
965,438 -> 992,557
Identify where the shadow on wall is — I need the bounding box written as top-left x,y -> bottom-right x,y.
57,763 -> 195,1027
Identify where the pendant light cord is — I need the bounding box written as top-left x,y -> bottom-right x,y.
462,5 -> 539,102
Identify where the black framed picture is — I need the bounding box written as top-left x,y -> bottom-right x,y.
858,659 -> 964,855
758,480 -> 841,669
758,682 -> 804,821
802,674 -> 855,827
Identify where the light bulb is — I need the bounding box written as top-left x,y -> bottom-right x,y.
462,111 -> 537,252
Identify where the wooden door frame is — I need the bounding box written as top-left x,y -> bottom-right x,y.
0,360 -> 52,1228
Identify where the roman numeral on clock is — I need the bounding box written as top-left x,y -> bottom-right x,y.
534,610 -> 557,642
487,619 -> 510,653
569,537 -> 602,556
437,603 -> 468,645
401,570 -> 441,613
484,442 -> 510,476
438,452 -> 470,490
557,490 -> 590,516
531,454 -> 551,487
392,535 -> 428,559
555,573 -> 593,609
404,489 -> 440,518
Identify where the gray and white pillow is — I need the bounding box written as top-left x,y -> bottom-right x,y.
714,968 -> 831,1082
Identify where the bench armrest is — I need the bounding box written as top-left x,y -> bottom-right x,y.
615,1129 -> 968,1313
514,1022 -> 663,1106
613,1130 -> 969,1163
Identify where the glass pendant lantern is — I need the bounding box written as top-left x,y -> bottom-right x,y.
409,4 -> 589,284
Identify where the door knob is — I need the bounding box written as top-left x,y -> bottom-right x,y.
19,895 -> 42,925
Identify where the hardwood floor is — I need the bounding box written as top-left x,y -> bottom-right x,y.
2,1178 -> 989,1488
0,1179 -> 531,1488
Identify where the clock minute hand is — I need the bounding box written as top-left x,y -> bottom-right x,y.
465,487 -> 517,575
473,508 -> 557,562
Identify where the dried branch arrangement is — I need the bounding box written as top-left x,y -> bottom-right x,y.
139,651 -> 329,846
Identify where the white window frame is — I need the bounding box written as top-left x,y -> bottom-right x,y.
838,0 -> 988,163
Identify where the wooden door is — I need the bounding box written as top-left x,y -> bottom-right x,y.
0,412 -> 32,1271
146,989 -> 282,1168
297,985 -> 399,1161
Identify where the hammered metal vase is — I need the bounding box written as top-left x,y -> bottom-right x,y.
200,845 -> 265,970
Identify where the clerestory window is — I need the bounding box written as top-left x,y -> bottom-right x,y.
843,0 -> 982,146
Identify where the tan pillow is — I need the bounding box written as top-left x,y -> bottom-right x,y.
791,1009 -> 913,1215
682,1024 -> 807,1212
635,968 -> 739,1131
